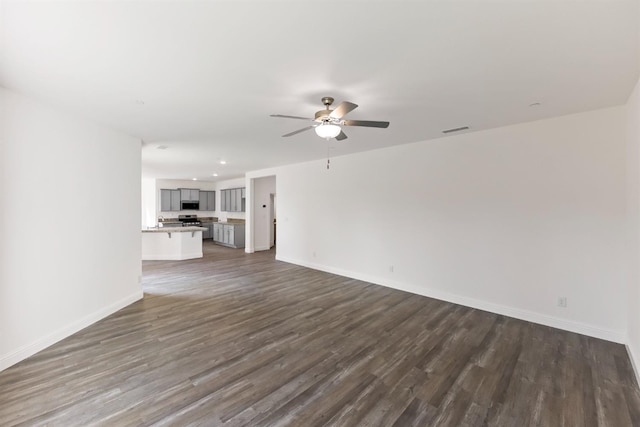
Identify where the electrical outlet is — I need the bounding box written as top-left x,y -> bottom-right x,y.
557,297 -> 567,308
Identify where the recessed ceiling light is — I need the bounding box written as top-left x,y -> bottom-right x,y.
192,178 -> 197,181
212,173 -> 218,177
156,145 -> 168,150
220,160 -> 227,165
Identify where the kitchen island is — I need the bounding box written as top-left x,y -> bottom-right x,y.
142,226 -> 207,260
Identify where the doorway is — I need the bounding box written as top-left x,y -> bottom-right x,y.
251,175 -> 276,252
270,193 -> 276,248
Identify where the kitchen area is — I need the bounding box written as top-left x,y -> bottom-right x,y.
157,186 -> 246,249
141,178 -> 248,261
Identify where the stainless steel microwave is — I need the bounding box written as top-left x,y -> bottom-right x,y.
180,201 -> 199,210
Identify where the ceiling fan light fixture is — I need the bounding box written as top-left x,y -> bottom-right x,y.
271,96 -> 389,141
315,123 -> 341,139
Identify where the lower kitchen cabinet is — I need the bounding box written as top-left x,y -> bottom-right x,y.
212,223 -> 245,248
160,221 -> 182,228
201,222 -> 213,239
213,223 -> 220,242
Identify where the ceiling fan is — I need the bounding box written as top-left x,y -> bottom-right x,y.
270,96 -> 390,141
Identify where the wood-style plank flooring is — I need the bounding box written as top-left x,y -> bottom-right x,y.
1,242 -> 640,426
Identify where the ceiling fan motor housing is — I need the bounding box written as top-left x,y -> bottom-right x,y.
321,96 -> 334,106
315,110 -> 333,122
315,96 -> 335,122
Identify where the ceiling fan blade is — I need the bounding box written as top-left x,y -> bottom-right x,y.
282,125 -> 316,137
270,114 -> 313,121
343,119 -> 390,128
335,130 -> 348,141
329,101 -> 358,119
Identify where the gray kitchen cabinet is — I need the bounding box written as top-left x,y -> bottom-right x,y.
236,188 -> 244,211
160,189 -> 181,211
180,188 -> 199,201
220,225 -> 227,244
232,189 -> 238,211
225,190 -> 231,211
220,188 -> 246,212
160,189 -> 171,211
230,189 -> 236,213
162,222 -> 182,228
226,225 -> 234,244
171,190 -> 181,211
221,189 -> 228,212
212,223 -> 245,248
207,191 -> 215,210
220,189 -> 226,211
199,191 -> 215,211
233,224 -> 245,248
201,222 -> 212,239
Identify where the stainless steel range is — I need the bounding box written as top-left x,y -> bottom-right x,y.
178,214 -> 202,227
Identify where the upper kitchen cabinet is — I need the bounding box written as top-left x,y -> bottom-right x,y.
180,188 -> 199,201
225,190 -> 231,211
234,188 -> 244,212
230,189 -> 237,212
199,191 -> 215,211
210,191 -> 217,211
160,189 -> 181,211
220,188 -> 246,212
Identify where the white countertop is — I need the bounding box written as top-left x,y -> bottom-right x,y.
142,226 -> 207,233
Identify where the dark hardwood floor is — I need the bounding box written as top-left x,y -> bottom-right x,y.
1,241 -> 639,426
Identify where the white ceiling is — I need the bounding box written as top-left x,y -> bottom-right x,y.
2,1 -> 638,181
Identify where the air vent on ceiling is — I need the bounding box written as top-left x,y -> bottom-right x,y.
442,126 -> 470,134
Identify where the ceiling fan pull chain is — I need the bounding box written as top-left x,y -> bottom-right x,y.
327,144 -> 330,170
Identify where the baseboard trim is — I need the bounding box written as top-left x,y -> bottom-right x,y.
276,255 -> 625,344
627,342 -> 640,387
142,252 -> 202,260
0,290 -> 144,372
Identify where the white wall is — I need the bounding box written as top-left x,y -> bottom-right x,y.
628,2 -> 640,380
0,88 -> 143,371
141,177 -> 156,228
627,76 -> 640,373
264,106 -> 628,342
